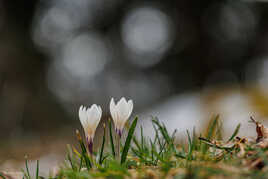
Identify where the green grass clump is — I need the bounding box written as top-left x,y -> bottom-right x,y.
21,116 -> 268,179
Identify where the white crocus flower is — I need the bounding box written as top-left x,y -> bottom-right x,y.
110,97 -> 133,137
79,104 -> 102,154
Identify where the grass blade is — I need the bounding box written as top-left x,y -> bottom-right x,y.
149,139 -> 155,162
152,119 -> 171,144
76,130 -> 92,170
109,119 -> 116,157
192,127 -> 197,150
121,116 -> 138,164
67,154 -> 75,171
133,136 -> 142,151
186,130 -> 193,160
141,126 -> 144,151
202,115 -> 219,154
25,156 -> 31,179
228,123 -> 241,142
207,115 -> 219,140
79,156 -> 83,171
101,155 -> 109,164
36,160 -> 39,179
67,144 -> 76,171
81,142 -> 92,170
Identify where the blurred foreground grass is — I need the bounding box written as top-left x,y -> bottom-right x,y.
2,115 -> 268,179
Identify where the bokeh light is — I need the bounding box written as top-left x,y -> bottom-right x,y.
202,1 -> 258,63
61,33 -> 109,79
32,6 -> 78,52
121,6 -> 173,68
46,32 -> 110,104
139,93 -> 204,139
203,2 -> 258,43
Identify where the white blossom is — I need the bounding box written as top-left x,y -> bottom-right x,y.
110,97 -> 133,136
79,104 -> 102,141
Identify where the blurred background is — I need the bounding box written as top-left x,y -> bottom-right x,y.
2,0 -> 268,175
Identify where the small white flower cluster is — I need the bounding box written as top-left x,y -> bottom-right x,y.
78,97 -> 133,154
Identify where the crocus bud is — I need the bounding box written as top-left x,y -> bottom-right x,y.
79,104 -> 102,154
110,97 -> 133,137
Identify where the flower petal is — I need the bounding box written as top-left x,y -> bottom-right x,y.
87,104 -> 100,125
98,105 -> 102,115
118,97 -> 130,121
110,98 -> 117,123
127,100 -> 133,119
79,105 -> 87,129
79,104 -> 102,140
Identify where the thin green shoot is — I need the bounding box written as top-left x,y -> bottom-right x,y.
109,119 -> 116,158
121,116 -> 138,164
35,160 -> 39,179
228,123 -> 241,142
99,124 -> 106,165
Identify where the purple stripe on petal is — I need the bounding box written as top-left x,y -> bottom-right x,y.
116,128 -> 123,138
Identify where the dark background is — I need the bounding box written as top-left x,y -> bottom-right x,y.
1,0 -> 268,145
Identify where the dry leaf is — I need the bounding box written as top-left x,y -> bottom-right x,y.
250,117 -> 268,145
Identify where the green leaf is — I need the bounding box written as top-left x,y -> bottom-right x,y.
99,124 -> 106,164
121,117 -> 138,164
228,123 -> 241,142
109,119 -> 116,158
